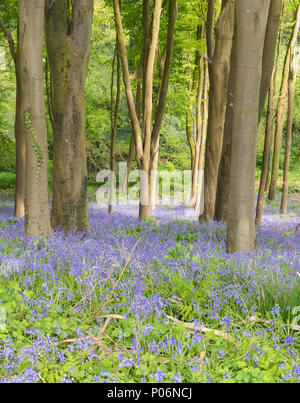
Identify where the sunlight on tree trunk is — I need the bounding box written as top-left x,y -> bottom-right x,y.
19,0 -> 51,237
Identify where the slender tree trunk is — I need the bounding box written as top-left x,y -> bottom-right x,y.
226,0 -> 270,254
122,59 -> 143,193
45,0 -> 94,233
0,17 -> 25,218
14,48 -> 26,218
148,0 -> 177,212
256,24 -> 283,226
280,49 -> 299,213
18,0 -> 52,237
201,0 -> 235,222
109,45 -> 121,213
255,78 -> 276,226
114,0 -> 176,219
140,0 -> 163,219
266,26 -> 283,193
190,53 -> 204,206
195,60 -> 209,215
268,4 -> 300,202
113,0 -> 143,165
258,0 -> 282,122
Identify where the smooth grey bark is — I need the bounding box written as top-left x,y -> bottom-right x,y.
226,0 -> 270,253
201,0 -> 235,222
19,0 -> 52,237
0,17 -> 25,218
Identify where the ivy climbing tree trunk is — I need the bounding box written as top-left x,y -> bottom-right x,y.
45,0 -> 94,233
226,0 -> 270,254
18,0 -> 52,237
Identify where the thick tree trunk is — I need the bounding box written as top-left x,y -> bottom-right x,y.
268,4 -> 300,202
201,0 -> 235,222
214,20 -> 237,223
226,0 -> 270,254
18,0 -> 51,237
45,0 -> 94,233
280,48 -> 299,213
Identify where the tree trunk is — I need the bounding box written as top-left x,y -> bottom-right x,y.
0,17 -> 25,218
148,0 -> 177,212
255,23 -> 283,226
114,0 -> 176,220
45,0 -> 94,233
214,20 -> 237,223
195,60 -> 209,215
14,54 -> 26,219
190,53 -> 204,206
121,59 -> 143,193
280,48 -> 299,213
109,44 -> 121,213
18,0 -> 52,237
140,0 -> 163,219
258,0 -> 282,122
201,0 -> 235,222
268,3 -> 300,202
226,0 -> 270,254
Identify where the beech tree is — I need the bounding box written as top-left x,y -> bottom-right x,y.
45,0 -> 94,233
226,0 -> 270,253
200,0 -> 235,222
215,0 -> 282,224
18,0 -> 51,237
113,0 -> 177,219
0,13 -> 25,218
268,3 -> 300,202
280,38 -> 300,213
108,42 -> 121,214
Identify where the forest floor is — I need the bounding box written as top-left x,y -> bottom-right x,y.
0,196 -> 299,383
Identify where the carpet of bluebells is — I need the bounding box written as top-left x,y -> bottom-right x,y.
0,195 -> 300,383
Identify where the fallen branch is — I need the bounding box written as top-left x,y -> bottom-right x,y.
165,315 -> 233,342
56,336 -> 90,346
235,315 -> 300,332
